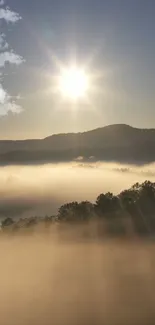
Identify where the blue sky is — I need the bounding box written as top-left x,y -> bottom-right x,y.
0,0 -> 155,138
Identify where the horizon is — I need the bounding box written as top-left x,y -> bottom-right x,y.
0,122 -> 155,141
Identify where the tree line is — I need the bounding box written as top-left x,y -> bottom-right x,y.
1,180 -> 155,237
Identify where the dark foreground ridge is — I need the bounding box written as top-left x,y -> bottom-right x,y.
2,180 -> 155,238
1,124 -> 155,165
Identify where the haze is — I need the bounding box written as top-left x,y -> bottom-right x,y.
1,233 -> 155,325
0,162 -> 155,218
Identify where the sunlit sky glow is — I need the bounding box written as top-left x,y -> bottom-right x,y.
0,0 -> 155,139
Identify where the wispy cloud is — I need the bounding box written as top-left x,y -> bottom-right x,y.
0,3 -> 24,116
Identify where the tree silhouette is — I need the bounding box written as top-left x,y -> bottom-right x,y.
1,180 -> 155,238
1,217 -> 14,228
58,201 -> 94,222
95,192 -> 120,217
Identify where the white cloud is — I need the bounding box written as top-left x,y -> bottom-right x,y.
0,51 -> 24,67
0,7 -> 21,23
0,101 -> 23,115
0,84 -> 7,103
0,3 -> 24,116
0,85 -> 23,116
0,33 -> 9,50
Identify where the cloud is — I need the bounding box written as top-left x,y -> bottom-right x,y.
0,33 -> 9,50
0,0 -> 5,6
0,7 -> 21,22
0,84 -> 7,103
0,51 -> 24,67
0,84 -> 23,115
0,102 -> 22,116
0,3 -> 24,116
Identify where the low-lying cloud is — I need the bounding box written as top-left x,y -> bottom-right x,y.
0,162 -> 155,219
0,234 -> 155,325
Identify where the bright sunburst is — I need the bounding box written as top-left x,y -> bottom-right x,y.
58,66 -> 89,100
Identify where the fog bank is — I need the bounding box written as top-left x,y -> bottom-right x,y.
0,233 -> 155,325
0,162 -> 155,218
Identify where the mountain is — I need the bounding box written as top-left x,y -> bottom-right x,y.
0,124 -> 155,165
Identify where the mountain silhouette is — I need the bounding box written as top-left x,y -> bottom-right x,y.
0,124 -> 155,165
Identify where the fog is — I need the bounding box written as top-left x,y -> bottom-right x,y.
0,162 -> 155,218
1,232 -> 155,325
1,163 -> 155,325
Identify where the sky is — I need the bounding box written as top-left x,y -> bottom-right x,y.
0,0 -> 155,139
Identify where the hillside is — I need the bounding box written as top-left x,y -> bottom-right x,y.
0,124 -> 155,165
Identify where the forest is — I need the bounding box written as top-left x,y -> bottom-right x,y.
1,180 -> 155,238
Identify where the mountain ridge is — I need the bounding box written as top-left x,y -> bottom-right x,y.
0,124 -> 155,165
44,124 -> 155,140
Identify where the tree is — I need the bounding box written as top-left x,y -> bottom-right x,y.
58,202 -> 79,222
95,192 -> 120,217
136,181 -> 155,233
77,201 -> 95,221
119,182 -> 154,235
1,217 -> 14,228
58,201 -> 94,222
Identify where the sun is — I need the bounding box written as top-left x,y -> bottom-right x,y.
58,66 -> 89,100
